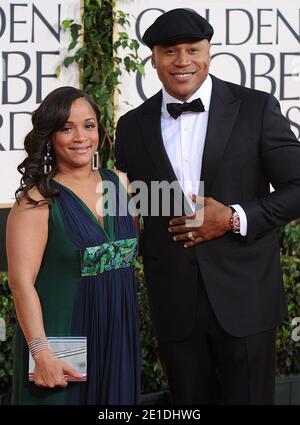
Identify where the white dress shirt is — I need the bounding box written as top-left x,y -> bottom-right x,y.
160,74 -> 247,236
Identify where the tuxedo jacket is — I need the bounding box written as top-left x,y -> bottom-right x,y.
115,75 -> 300,342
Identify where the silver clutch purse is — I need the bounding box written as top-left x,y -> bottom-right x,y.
28,337 -> 87,381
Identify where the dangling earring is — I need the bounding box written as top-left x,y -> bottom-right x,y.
44,143 -> 52,174
91,151 -> 99,171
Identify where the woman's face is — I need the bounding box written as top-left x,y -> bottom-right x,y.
52,97 -> 99,171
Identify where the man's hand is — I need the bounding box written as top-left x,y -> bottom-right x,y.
168,194 -> 232,248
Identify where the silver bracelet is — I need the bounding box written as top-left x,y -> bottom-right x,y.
28,336 -> 49,358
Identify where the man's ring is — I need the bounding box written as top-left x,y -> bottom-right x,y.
188,231 -> 194,240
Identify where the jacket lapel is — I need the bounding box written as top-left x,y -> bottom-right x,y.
201,75 -> 241,196
137,91 -> 177,183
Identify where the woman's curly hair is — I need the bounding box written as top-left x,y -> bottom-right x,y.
16,86 -> 100,205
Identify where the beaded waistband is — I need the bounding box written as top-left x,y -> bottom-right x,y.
80,238 -> 138,277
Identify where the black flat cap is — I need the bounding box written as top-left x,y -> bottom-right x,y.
142,8 -> 214,49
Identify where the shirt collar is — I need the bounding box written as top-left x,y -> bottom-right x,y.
161,74 -> 212,117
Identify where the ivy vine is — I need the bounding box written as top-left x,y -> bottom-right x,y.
57,0 -> 144,168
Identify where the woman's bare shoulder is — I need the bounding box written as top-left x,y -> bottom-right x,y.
10,186 -> 49,215
111,168 -> 130,188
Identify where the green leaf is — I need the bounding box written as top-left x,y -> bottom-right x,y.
130,39 -> 139,51
70,24 -> 81,40
62,19 -> 73,30
82,65 -> 92,78
136,63 -> 145,76
118,32 -> 128,40
91,73 -> 100,83
84,15 -> 92,28
68,39 -> 78,51
74,49 -> 87,62
54,65 -> 61,78
106,158 -> 115,169
63,56 -> 74,67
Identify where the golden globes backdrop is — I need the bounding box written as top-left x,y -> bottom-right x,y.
116,0 -> 300,141
0,0 -> 81,207
0,0 -> 299,207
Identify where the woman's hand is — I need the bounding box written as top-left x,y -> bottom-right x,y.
32,350 -> 82,388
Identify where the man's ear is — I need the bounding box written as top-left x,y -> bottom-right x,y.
207,42 -> 212,65
151,50 -> 156,68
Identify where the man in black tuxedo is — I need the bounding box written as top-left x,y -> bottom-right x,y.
115,8 -> 300,404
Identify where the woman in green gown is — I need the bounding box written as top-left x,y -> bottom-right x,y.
6,87 -> 140,404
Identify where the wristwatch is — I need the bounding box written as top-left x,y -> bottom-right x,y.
229,207 -> 240,233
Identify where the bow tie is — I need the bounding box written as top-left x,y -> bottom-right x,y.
166,98 -> 205,119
